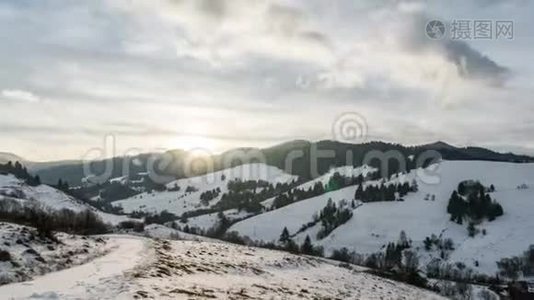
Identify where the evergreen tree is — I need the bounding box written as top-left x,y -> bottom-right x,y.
447,190 -> 466,222
301,235 -> 314,255
285,239 -> 299,254
458,182 -> 466,196
354,184 -> 363,200
279,226 -> 290,243
423,237 -> 433,251
467,222 -> 476,237
398,230 -> 410,249
385,185 -> 396,201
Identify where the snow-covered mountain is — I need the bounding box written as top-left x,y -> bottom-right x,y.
101,159 -> 534,278
229,160 -> 534,276
1,155 -> 533,298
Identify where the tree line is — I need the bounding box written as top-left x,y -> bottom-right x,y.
354,180 -> 417,203
272,172 -> 374,210
0,161 -> 40,186
0,198 -> 109,239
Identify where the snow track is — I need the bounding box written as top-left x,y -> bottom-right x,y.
0,235 -> 151,299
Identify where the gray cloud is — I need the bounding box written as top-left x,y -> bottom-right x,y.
443,40 -> 509,84
406,12 -> 510,85
0,0 -> 533,160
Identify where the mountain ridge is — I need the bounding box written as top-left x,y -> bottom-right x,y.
3,140 -> 533,186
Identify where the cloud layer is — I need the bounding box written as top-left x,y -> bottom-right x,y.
0,0 -> 533,160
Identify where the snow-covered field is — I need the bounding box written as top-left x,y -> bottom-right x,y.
230,160 -> 534,276
1,159 -> 533,298
0,222 -> 110,285
112,163 -> 298,216
0,174 -> 132,225
0,235 -> 444,299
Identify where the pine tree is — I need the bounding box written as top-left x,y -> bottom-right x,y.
285,239 -> 299,254
398,230 -> 410,249
354,185 -> 364,201
279,227 -> 290,243
458,182 -> 466,196
467,222 -> 476,237
423,237 -> 433,251
301,235 -> 314,255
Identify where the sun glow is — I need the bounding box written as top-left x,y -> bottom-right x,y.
170,135 -> 218,152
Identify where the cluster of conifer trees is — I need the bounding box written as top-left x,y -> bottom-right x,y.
214,179 -> 300,212
316,199 -> 353,239
354,180 -> 417,203
199,187 -> 221,206
272,172 -> 370,209
0,161 -> 40,186
447,181 -> 503,224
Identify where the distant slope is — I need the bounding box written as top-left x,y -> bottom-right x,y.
29,140 -> 534,186
230,160 -> 534,276
0,174 -> 131,225
112,163 -> 298,216
0,152 -> 25,165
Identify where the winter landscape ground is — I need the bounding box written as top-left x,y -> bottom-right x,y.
0,151 -> 531,299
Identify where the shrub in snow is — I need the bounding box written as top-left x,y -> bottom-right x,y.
0,249 -> 11,262
118,220 -> 145,232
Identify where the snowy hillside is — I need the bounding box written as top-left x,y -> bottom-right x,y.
177,164 -> 376,232
0,174 -> 131,225
0,222 -> 110,285
230,160 -> 534,276
261,164 -> 376,208
0,235 -> 444,299
112,163 -> 298,216
231,184 -> 360,241
179,208 -> 255,231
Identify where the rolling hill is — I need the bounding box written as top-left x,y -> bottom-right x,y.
229,160 -> 534,276
26,140 -> 534,186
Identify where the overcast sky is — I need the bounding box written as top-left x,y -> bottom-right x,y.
1,0 -> 533,161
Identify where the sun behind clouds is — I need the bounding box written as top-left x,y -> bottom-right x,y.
169,135 -> 218,152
